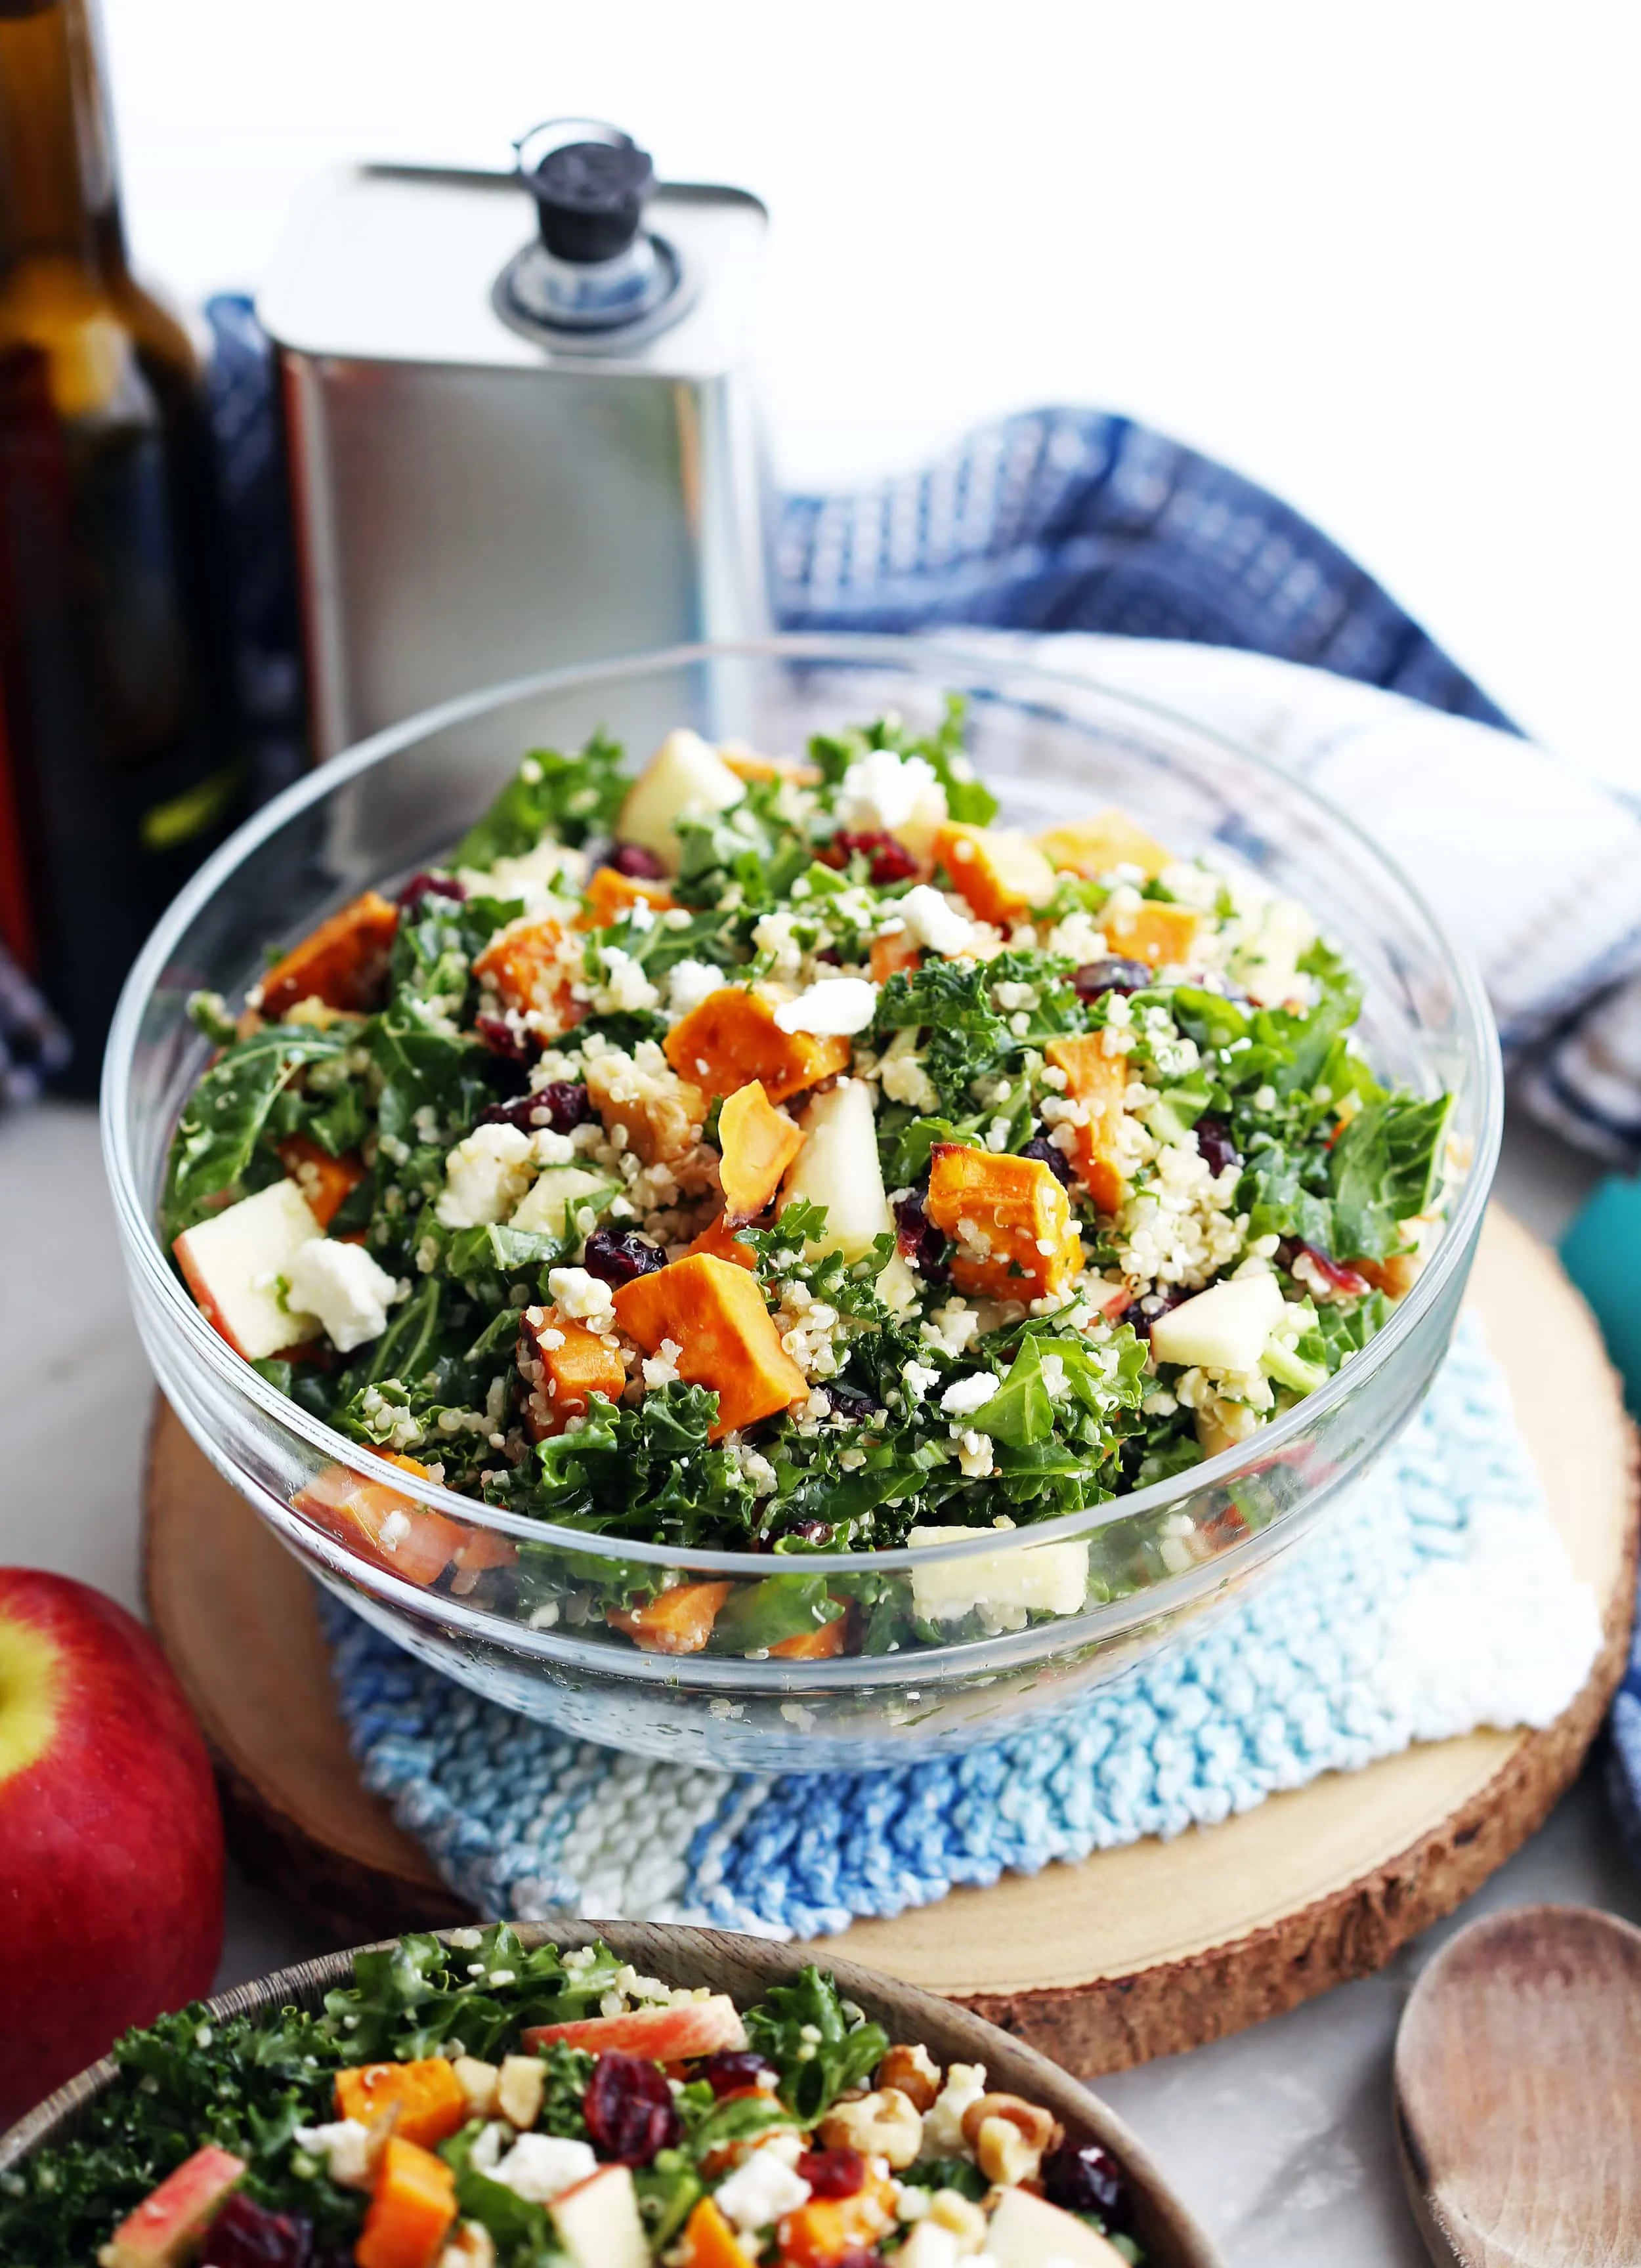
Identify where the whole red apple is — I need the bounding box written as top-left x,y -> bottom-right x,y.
0,1569 -> 224,2126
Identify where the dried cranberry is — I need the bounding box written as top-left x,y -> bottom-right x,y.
394,870 -> 465,916
1281,1238 -> 1371,1299
821,1380 -> 875,1420
797,2147 -> 867,2198
699,2049 -> 778,2097
1021,1131 -> 1075,1188
582,1227 -> 666,1286
1073,956 -> 1152,1003
1119,1286 -> 1189,1341
201,2194 -> 312,2268
892,1186 -> 948,1282
584,2049 -> 681,2164
1042,2138 -> 1131,2229
1193,1114 -> 1241,1178
822,829 -> 920,887
607,841 -> 668,881
479,1082 -> 593,1135
474,1011 -> 538,1066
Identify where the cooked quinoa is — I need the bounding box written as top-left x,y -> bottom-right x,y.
163,701 -> 1454,1654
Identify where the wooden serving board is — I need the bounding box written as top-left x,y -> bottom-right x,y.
144,1208 -> 1638,2077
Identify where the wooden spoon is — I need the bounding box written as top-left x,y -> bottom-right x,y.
1395,1904 -> 1641,2265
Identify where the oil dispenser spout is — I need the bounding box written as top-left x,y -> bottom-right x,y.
507,119 -> 676,333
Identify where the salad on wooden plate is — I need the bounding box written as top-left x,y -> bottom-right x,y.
1,1926 -> 1167,2268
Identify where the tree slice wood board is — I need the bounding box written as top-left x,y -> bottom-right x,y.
144,1208 -> 1638,2076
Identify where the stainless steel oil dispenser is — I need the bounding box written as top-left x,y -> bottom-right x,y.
258,121 -> 771,759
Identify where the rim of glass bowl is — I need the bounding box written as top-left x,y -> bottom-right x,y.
102,632 -> 1503,1591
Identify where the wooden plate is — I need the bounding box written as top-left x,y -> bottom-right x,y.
144,1208 -> 1638,2076
0,1920 -> 1220,2267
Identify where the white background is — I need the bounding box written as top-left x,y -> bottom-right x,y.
102,0 -> 1641,777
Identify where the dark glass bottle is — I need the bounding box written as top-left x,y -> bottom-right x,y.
0,0 -> 243,1091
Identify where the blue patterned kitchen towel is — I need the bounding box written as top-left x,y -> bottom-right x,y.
323,1319 -> 1600,1937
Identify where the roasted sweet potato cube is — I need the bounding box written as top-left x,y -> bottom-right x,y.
663,986 -> 851,1105
868,925 -> 922,984
471,915 -> 586,1032
257,891 -> 398,1020
276,1133 -> 366,1229
354,2137 -> 456,2268
613,1252 -> 807,1438
717,1080 -> 803,1221
683,1211 -> 759,1270
1102,899 -> 1201,969
931,822 -> 1056,926
1044,1034 -> 1130,1213
518,1303 -> 627,1440
576,865 -> 677,931
291,1456 -> 463,1587
1037,807 -> 1172,881
926,1142 -> 1083,1301
335,2058 -> 467,2150
607,1580 -> 734,1656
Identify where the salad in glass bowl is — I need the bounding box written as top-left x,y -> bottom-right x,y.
160,694 -> 1455,1665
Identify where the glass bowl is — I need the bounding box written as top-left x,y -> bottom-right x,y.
102,636 -> 1502,1771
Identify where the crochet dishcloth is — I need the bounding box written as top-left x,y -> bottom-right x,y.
324,1317 -> 1600,1939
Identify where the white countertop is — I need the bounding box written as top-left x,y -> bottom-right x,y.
3,1093 -> 1632,2262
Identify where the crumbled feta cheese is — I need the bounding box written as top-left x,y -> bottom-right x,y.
292,2119 -> 373,2189
642,1337 -> 683,1390
286,1238 -> 404,1354
436,1124 -> 536,1228
490,2132 -> 597,2203
903,1360 -> 941,1400
712,2149 -> 813,2233
955,1429 -> 995,1477
666,958 -> 725,1017
546,1266 -> 617,1329
879,1027 -> 941,1112
591,946 -> 660,1016
920,2063 -> 987,2156
939,1370 -> 1000,1417
898,882 -> 977,956
837,746 -> 940,833
773,976 -> 879,1036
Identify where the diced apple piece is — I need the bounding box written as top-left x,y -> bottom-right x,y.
618,728 -> 746,873
172,1179 -> 323,1360
549,2163 -> 650,2268
985,2183 -> 1130,2266
509,1165 -> 615,1238
1149,1271 -> 1287,1374
906,1528 -> 1089,1625
523,1994 -> 747,2060
933,822 -> 1057,925
780,1078 -> 891,1263
100,2145 -> 246,2268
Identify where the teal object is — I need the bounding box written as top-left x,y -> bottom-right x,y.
1560,1175 -> 1641,1420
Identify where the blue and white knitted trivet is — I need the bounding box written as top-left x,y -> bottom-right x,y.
326,1318 -> 1600,1939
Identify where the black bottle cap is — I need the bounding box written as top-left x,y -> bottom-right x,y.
522,131 -> 655,264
